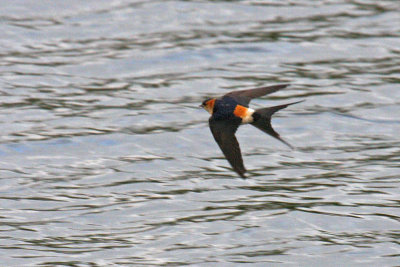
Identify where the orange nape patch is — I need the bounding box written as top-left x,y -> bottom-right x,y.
233,105 -> 248,118
205,99 -> 216,113
206,99 -> 215,108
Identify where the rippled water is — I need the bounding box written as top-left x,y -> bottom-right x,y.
1,0 -> 400,266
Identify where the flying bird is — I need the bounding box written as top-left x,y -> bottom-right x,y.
200,84 -> 302,178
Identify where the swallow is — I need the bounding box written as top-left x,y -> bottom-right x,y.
200,84 -> 303,178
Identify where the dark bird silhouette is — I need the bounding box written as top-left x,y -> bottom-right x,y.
200,84 -> 303,178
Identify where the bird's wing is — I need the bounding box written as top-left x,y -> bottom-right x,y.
224,84 -> 289,107
209,117 -> 246,178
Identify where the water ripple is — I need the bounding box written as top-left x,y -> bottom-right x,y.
0,0 -> 399,266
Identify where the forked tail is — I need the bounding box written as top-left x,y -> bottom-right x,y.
251,100 -> 304,149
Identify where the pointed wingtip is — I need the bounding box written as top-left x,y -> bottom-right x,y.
277,83 -> 290,89
234,166 -> 247,178
262,83 -> 290,93
237,171 -> 247,178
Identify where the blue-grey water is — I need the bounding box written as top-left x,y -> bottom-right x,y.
1,0 -> 400,266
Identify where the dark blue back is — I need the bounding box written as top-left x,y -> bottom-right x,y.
212,96 -> 238,120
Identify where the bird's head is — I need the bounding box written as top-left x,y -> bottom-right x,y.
200,98 -> 215,114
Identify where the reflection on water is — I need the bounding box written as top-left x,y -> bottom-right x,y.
0,0 -> 399,265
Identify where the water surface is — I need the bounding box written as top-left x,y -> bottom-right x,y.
0,0 -> 399,266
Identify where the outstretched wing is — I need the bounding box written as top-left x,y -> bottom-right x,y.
209,117 -> 246,178
225,84 -> 289,107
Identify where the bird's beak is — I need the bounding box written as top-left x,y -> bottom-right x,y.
199,104 -> 203,108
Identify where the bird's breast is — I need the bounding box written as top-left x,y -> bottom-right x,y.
234,105 -> 255,124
